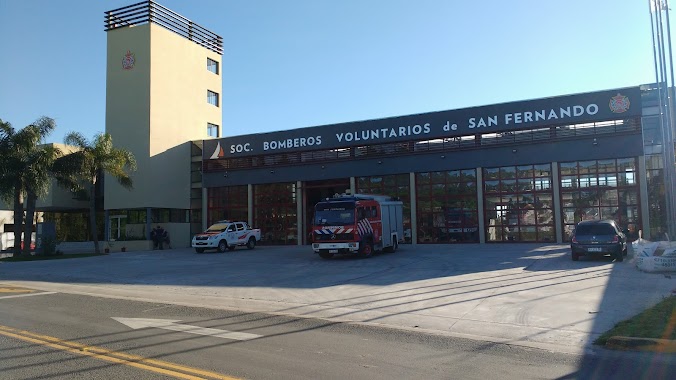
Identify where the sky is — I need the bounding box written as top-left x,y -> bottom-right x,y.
0,0 -> 661,144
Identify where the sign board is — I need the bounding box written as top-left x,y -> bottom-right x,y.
204,87 -> 642,160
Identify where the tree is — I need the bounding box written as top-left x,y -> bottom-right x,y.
59,132 -> 136,254
22,144 -> 61,255
0,117 -> 56,256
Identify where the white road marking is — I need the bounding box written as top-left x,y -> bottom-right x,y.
112,317 -> 262,341
0,292 -> 58,300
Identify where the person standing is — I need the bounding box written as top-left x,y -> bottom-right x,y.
151,225 -> 166,250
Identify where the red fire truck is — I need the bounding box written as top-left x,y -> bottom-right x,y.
312,194 -> 404,259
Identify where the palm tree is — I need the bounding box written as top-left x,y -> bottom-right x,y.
0,117 -> 56,256
0,119 -> 17,252
22,144 -> 61,255
59,132 -> 136,254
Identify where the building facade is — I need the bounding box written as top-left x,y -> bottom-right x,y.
200,86 -> 666,245
96,2 -> 669,248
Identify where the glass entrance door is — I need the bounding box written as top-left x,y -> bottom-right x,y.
109,215 -> 127,240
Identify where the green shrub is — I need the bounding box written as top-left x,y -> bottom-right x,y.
39,236 -> 58,256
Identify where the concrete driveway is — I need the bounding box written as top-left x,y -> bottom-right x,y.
1,244 -> 674,354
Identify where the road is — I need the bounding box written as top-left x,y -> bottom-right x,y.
2,244 -> 675,379
1,244 -> 674,354
1,287 -> 673,380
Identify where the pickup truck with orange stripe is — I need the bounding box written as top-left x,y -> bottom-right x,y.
192,220 -> 261,253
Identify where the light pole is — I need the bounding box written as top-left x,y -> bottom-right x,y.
649,0 -> 676,239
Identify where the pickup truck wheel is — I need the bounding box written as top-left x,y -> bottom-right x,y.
195,248 -> 205,254
319,252 -> 333,259
217,240 -> 228,253
246,237 -> 256,250
228,245 -> 236,251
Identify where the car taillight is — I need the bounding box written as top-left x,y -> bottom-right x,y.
612,235 -> 619,243
571,236 -> 578,243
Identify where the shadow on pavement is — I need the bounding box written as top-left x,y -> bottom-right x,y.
555,245 -> 676,379
1,242 -> 675,378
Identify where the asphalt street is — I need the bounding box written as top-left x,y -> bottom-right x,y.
1,244 -> 674,354
3,288 -> 671,380
1,244 -> 675,379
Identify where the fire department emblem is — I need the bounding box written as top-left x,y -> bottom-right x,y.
609,93 -> 630,113
122,50 -> 135,70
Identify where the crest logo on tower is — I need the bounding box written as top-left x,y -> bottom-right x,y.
122,50 -> 135,70
609,93 -> 630,113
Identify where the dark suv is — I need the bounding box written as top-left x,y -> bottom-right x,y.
570,220 -> 627,262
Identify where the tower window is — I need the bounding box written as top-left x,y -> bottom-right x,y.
207,58 -> 219,74
207,90 -> 219,107
207,123 -> 219,137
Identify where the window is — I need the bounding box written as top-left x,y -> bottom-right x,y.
207,58 -> 219,74
559,158 -> 641,240
207,90 -> 219,107
483,164 -> 554,242
151,208 -> 190,223
208,186 -> 248,226
358,208 -> 366,220
170,209 -> 187,223
127,209 -> 147,224
254,183 -> 298,245
416,169 -> 479,243
207,123 -> 219,137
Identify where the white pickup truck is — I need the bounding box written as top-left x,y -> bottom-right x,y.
192,220 -> 261,253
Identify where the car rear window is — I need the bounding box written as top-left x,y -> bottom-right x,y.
575,224 -> 616,235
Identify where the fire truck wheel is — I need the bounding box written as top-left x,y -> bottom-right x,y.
360,242 -> 373,258
384,239 -> 398,253
217,240 -> 228,253
246,237 -> 256,249
319,252 -> 334,259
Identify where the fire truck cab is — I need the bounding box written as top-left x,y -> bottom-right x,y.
312,194 -> 403,259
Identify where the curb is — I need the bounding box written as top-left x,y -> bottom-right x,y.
605,336 -> 676,353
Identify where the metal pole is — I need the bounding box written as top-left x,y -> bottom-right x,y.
662,0 -> 676,238
655,2 -> 672,239
648,0 -> 676,239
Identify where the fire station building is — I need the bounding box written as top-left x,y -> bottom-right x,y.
200,85 -> 665,246
94,2 -> 668,249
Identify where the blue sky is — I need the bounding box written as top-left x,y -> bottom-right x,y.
0,0 -> 659,144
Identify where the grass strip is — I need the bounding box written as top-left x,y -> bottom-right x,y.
595,295 -> 676,345
0,253 -> 104,262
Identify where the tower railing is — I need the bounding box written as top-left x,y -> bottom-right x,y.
104,0 -> 223,55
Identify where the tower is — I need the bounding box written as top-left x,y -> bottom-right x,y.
104,1 -> 223,246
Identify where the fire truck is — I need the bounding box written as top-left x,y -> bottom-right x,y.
312,194 -> 404,259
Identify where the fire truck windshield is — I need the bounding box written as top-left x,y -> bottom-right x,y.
314,210 -> 355,226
